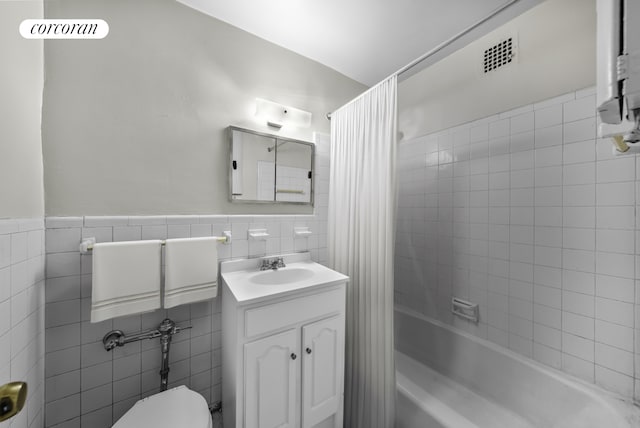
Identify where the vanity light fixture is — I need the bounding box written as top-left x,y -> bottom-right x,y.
255,98 -> 312,129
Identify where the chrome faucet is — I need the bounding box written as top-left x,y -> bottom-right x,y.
260,257 -> 286,271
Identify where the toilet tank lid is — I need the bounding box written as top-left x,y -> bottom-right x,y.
113,386 -> 212,428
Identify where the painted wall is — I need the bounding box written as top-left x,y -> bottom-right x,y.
395,87 -> 640,401
0,1 -> 45,218
399,0 -> 596,139
42,0 -> 365,216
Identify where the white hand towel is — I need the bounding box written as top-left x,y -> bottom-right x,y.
91,240 -> 162,323
164,237 -> 219,309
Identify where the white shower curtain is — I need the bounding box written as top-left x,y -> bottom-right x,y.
328,75 -> 397,428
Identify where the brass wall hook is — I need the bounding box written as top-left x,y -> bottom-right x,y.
0,382 -> 27,422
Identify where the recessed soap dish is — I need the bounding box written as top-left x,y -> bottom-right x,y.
294,226 -> 312,237
248,228 -> 270,240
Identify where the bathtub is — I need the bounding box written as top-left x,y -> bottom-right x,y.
395,307 -> 640,428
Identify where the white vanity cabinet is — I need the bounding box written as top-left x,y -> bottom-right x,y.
221,253 -> 348,428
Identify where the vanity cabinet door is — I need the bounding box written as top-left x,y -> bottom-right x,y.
245,329 -> 299,428
301,316 -> 344,428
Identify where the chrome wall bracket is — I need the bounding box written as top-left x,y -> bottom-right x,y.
103,318 -> 191,391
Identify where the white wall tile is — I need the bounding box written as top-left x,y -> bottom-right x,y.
45,393 -> 81,426
563,140 -> 596,164
596,181 -> 635,206
596,158 -> 635,183
534,265 -> 561,288
11,232 -> 28,264
562,249 -> 594,273
0,220 -> 45,427
534,343 -> 562,368
113,226 -> 141,242
562,290 -> 594,317
511,131 -> 536,153
81,383 -> 112,414
47,253 -> 81,278
535,207 -> 562,227
534,284 -> 561,308
595,319 -> 633,352
534,322 -> 561,349
563,228 -> 594,251
489,119 -> 510,139
596,229 -> 635,254
509,333 -> 533,357
596,206 -> 635,230
46,370 -> 80,402
534,304 -> 561,329
534,227 -> 561,247
563,163 -> 595,186
535,125 -> 563,148
562,353 -> 594,383
534,186 -> 562,206
563,269 -> 595,295
535,146 -> 563,168
562,332 -> 594,361
595,297 -> 634,327
534,245 -> 561,268
563,117 -> 596,144
563,184 -> 595,206
595,252 -> 634,279
46,217 -> 83,229
563,95 -> 595,123
396,88 -> 640,401
511,150 -> 534,170
0,235 -> 11,270
563,207 -> 595,228
535,104 -> 563,128
46,299 -> 81,328
510,112 -> 535,134
595,275 -> 634,302
563,312 -> 595,340
470,123 -> 489,143
535,166 -> 563,188
595,342 -> 633,376
595,365 -> 634,397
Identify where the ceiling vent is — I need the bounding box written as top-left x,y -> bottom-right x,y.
483,36 -> 515,74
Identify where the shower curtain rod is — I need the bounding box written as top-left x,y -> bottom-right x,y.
394,0 -> 521,77
327,0 -> 521,120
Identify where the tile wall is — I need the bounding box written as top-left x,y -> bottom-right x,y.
43,134 -> 330,427
0,218 -> 45,428
395,87 -> 640,401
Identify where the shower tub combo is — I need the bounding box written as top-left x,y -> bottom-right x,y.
395,307 -> 640,428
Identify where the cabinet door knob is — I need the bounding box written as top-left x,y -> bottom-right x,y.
305,347 -> 312,354
290,353 -> 297,360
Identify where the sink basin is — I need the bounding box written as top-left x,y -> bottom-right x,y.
250,267 -> 315,285
220,253 -> 349,304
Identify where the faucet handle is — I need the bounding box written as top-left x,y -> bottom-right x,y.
260,258 -> 272,270
276,257 -> 286,268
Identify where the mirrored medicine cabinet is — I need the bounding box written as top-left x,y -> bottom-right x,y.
228,126 -> 314,205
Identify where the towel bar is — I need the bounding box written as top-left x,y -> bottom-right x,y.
79,232 -> 232,254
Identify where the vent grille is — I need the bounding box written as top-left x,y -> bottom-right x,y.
483,37 -> 513,73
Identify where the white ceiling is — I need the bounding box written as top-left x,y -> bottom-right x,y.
176,0 -> 541,87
